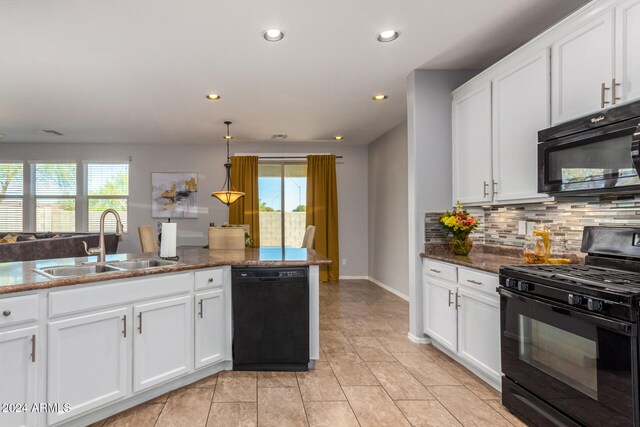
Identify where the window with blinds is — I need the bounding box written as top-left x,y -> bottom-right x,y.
0,163 -> 24,232
34,163 -> 77,232
87,163 -> 129,232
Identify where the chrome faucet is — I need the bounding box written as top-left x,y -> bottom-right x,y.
83,209 -> 124,263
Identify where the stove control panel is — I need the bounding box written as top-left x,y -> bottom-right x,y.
568,294 -> 583,305
587,298 -> 604,312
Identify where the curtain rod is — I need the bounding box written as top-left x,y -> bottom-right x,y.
254,155 -> 343,159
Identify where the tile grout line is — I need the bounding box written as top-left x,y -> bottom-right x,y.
203,379 -> 217,427
325,350 -> 362,427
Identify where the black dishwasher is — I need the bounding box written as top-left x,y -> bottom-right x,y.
231,267 -> 309,371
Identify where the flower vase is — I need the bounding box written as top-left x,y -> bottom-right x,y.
450,236 -> 473,256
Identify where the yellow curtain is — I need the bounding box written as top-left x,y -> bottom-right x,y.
228,156 -> 260,247
306,155 -> 339,281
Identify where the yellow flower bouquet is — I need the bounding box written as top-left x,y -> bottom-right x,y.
439,201 -> 479,255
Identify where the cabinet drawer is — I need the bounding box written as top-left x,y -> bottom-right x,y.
194,268 -> 224,290
0,294 -> 39,328
424,260 -> 457,283
458,268 -> 499,296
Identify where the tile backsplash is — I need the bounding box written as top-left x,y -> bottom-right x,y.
425,197 -> 640,252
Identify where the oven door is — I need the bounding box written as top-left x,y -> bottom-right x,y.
538,118 -> 640,194
500,288 -> 638,426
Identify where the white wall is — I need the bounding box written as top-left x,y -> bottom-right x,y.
0,141 -> 368,276
368,123 -> 409,298
407,70 -> 477,340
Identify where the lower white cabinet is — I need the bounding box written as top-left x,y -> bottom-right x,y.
133,295 -> 193,392
423,259 -> 501,385
423,278 -> 457,353
0,326 -> 38,427
195,289 -> 225,369
48,308 -> 128,425
457,287 -> 501,380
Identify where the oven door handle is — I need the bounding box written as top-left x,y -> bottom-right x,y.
499,288 -> 636,336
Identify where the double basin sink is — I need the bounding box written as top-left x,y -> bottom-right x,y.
34,259 -> 179,279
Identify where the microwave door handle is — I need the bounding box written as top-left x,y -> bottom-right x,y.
499,288 -> 635,336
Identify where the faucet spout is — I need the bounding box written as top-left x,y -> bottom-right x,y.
84,209 -> 124,263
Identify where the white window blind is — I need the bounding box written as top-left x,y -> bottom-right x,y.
87,163 -> 129,232
0,163 -> 24,232
34,163 -> 76,232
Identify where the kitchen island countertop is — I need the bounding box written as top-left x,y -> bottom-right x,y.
0,247 -> 331,295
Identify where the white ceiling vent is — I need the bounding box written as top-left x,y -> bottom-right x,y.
40,130 -> 64,136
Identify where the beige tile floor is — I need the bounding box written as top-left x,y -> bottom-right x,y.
89,279 -> 526,427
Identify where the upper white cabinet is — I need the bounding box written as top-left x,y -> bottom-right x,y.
48,308 -> 128,425
0,326 -> 38,427
551,10 -> 615,124
133,295 -> 192,392
616,0 -> 640,103
452,82 -> 493,205
492,49 -> 551,202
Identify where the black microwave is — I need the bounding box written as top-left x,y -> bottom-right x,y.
538,100 -> 640,195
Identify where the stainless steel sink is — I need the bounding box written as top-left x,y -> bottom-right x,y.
34,264 -> 125,279
108,259 -> 178,270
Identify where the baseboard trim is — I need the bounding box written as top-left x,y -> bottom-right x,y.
366,277 -> 409,301
338,276 -> 369,280
407,332 -> 431,344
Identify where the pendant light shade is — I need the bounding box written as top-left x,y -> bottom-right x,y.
211,121 -> 245,206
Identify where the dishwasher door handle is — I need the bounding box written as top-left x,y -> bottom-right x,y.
258,278 -> 279,282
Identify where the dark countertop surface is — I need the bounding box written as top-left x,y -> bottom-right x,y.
421,243 -> 530,275
0,247 -> 331,295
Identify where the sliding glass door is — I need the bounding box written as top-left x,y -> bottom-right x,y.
258,162 -> 307,247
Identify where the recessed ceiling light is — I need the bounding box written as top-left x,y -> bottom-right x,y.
334,136 -> 343,141
377,30 -> 399,42
263,29 -> 285,42
372,94 -> 388,101
206,93 -> 221,101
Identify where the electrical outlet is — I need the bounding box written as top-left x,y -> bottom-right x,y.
526,222 -> 536,235
342,258 -> 347,266
518,221 -> 526,235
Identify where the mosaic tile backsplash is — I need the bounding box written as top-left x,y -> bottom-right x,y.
425,197 -> 640,252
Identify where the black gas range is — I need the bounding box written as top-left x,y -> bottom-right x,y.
499,226 -> 640,427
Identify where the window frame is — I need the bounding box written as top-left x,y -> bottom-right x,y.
31,161 -> 78,233
84,162 -> 130,233
0,161 -> 26,232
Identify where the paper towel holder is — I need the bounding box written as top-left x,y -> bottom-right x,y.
158,219 -> 180,261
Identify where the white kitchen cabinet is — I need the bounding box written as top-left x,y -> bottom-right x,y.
423,277 -> 458,353
133,295 -> 192,392
48,308 -> 128,425
551,10 -> 615,123
0,326 -> 38,427
457,287 -> 501,380
616,0 -> 640,104
492,49 -> 551,202
195,289 -> 225,369
452,82 -> 493,205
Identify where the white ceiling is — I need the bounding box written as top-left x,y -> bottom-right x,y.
0,0 -> 588,146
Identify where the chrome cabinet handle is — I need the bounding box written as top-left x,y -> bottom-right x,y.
455,292 -> 461,308
31,334 -> 36,363
492,180 -> 498,197
122,315 -> 127,338
467,279 -> 483,285
483,181 -> 489,197
601,82 -> 610,108
198,299 -> 204,318
448,290 -> 453,307
137,313 -> 143,334
612,78 -> 621,105
429,269 -> 441,274
2,310 -> 10,317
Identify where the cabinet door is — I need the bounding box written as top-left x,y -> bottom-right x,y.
0,326 -> 38,427
423,278 -> 457,352
493,50 -> 551,202
133,295 -> 192,392
616,0 -> 640,104
453,83 -> 492,205
195,289 -> 225,369
456,288 -> 501,381
551,10 -> 615,124
48,308 -> 128,425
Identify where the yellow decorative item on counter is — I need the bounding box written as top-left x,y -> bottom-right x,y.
533,224 -> 551,260
439,201 -> 479,256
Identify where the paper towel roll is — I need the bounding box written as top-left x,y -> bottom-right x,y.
160,222 -> 177,258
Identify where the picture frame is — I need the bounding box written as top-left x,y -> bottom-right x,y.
151,172 -> 199,218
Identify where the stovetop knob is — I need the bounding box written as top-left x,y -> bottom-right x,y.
505,278 -> 518,289
517,281 -> 529,292
587,298 -> 603,312
568,294 -> 583,305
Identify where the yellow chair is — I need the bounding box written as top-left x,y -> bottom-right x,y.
138,225 -> 159,253
302,225 -> 316,249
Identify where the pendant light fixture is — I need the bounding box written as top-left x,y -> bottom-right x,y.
211,121 -> 245,206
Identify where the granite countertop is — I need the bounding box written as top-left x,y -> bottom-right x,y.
0,247 -> 331,295
421,243 -> 579,275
